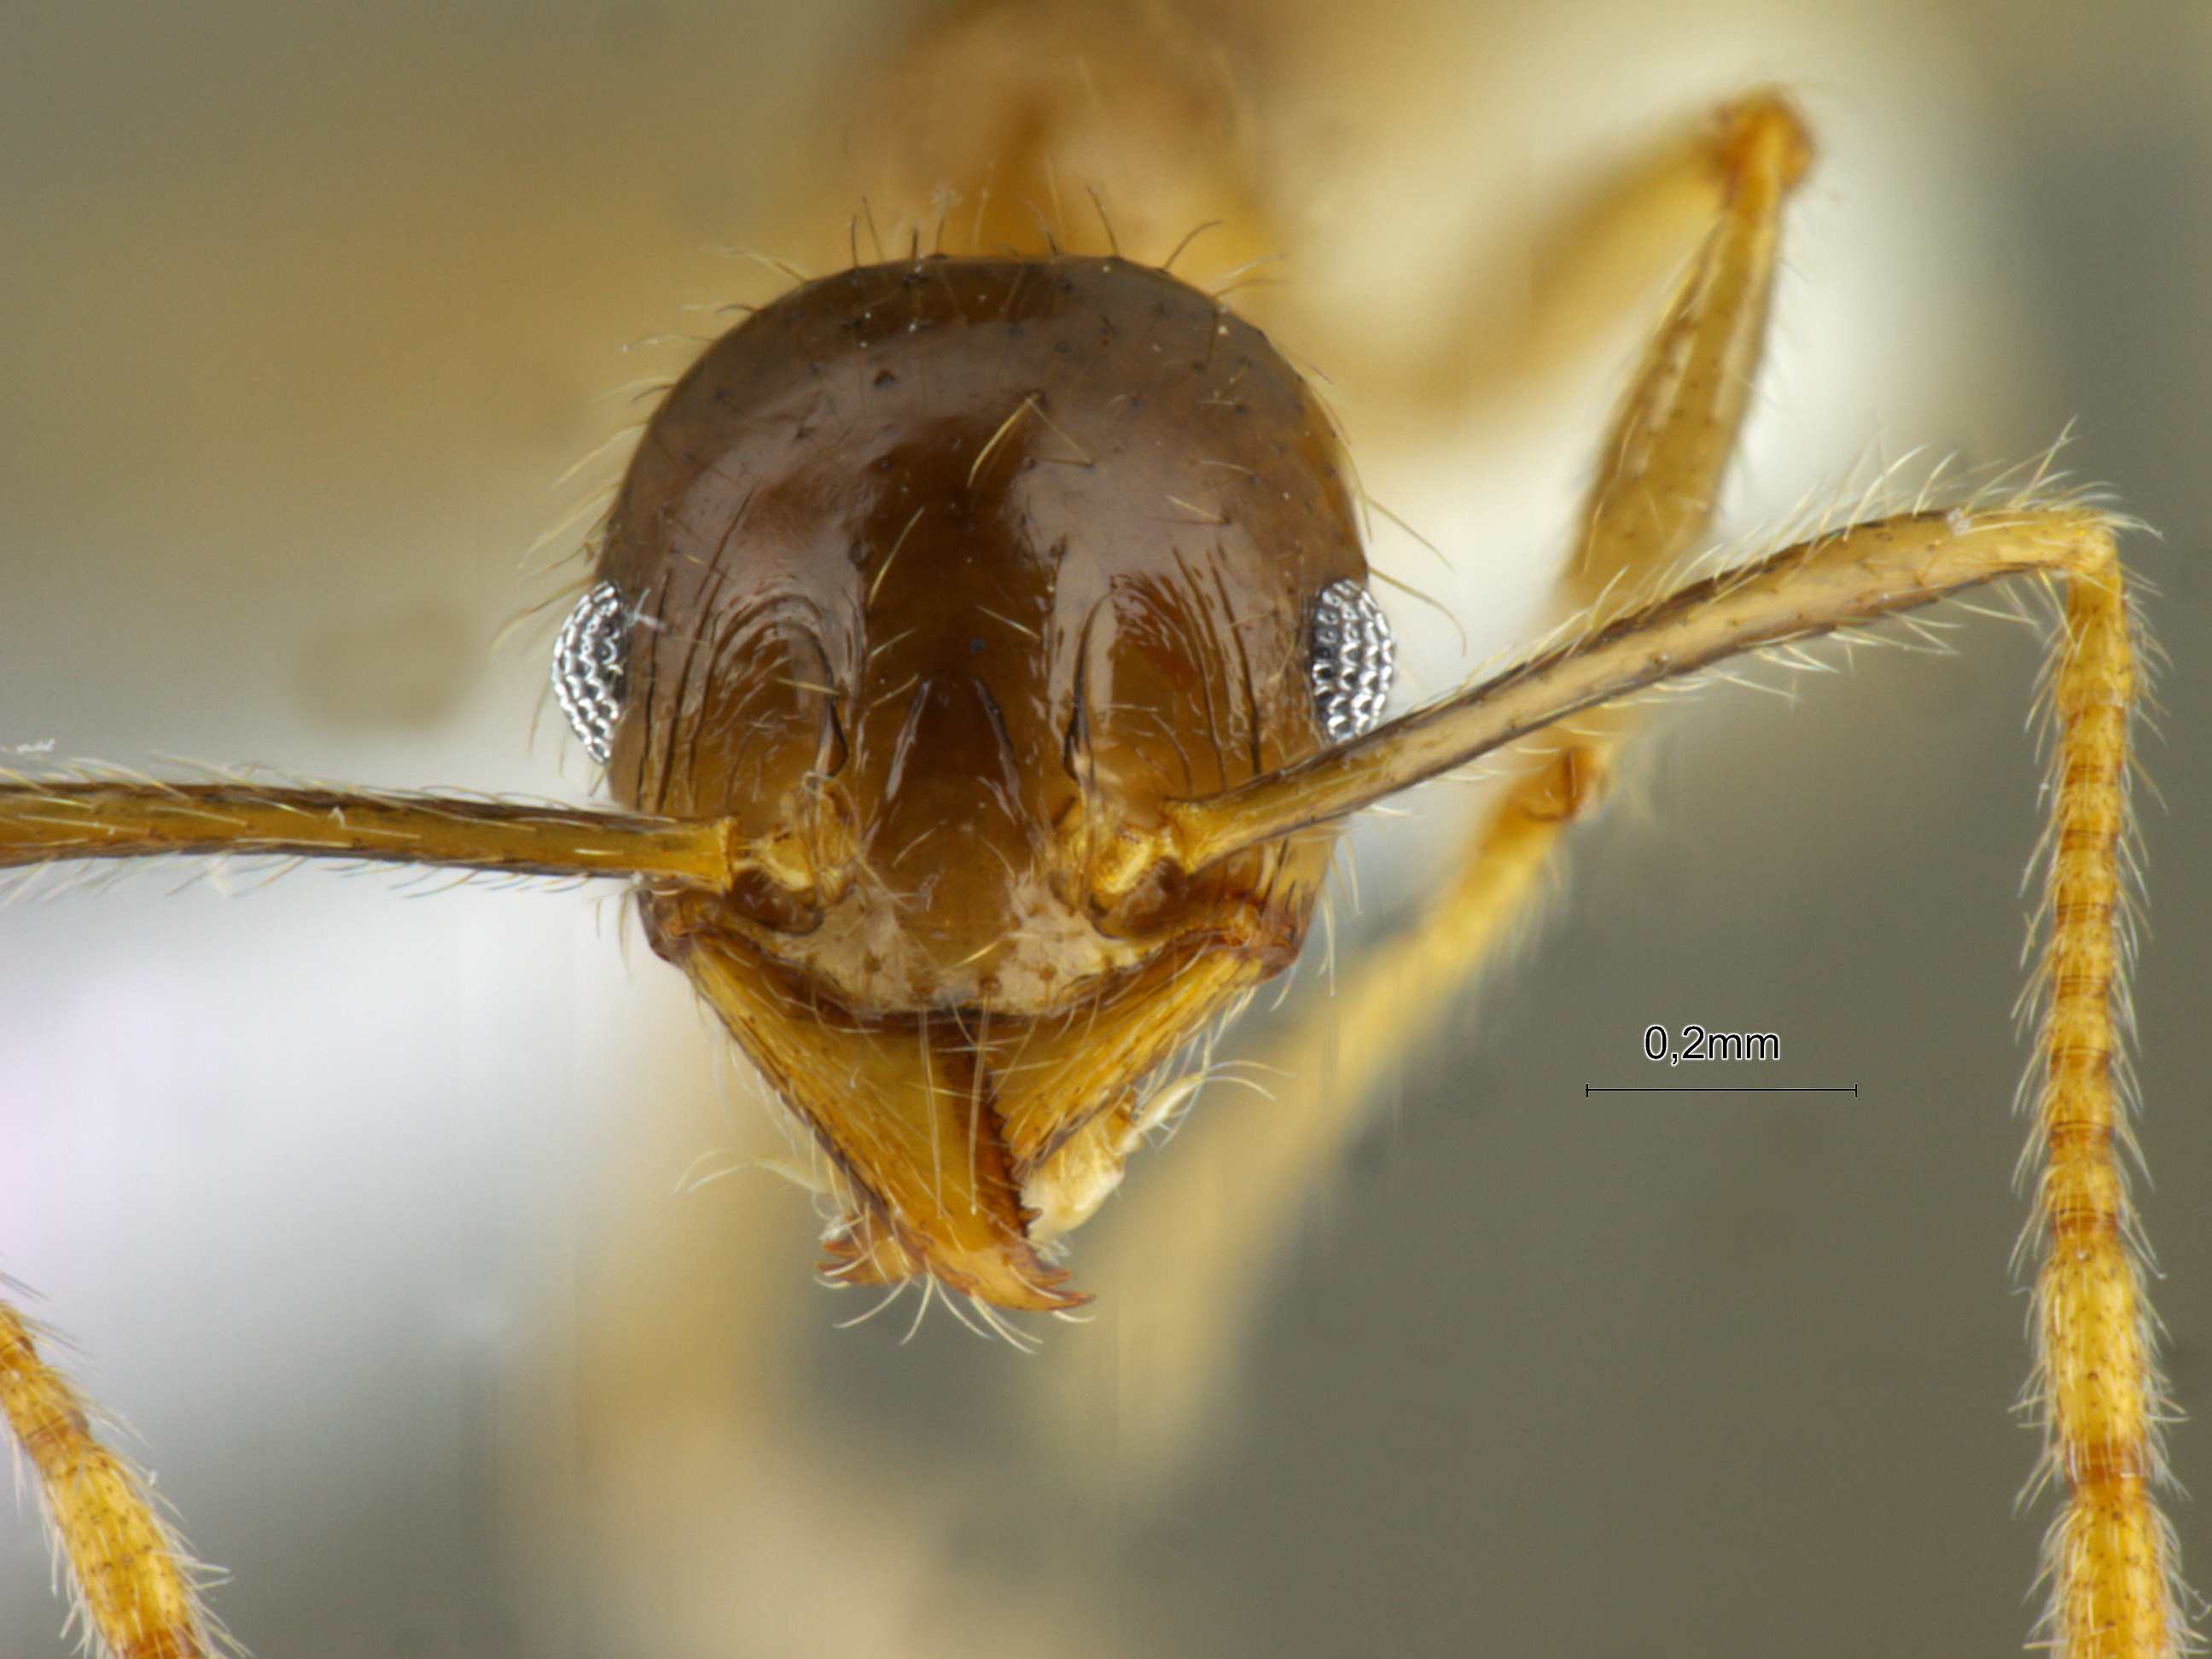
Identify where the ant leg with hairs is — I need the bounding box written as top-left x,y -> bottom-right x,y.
1067,87 -> 1810,1466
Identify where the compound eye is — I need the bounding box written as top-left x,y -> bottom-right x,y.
1308,578 -> 1394,742
552,579 -> 629,763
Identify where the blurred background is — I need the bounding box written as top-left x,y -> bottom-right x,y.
2,1 -> 2207,1655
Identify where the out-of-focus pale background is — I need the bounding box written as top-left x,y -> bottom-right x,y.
3,2 -> 2207,1655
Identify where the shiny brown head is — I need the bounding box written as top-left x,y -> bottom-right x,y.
581,254 -> 1381,1309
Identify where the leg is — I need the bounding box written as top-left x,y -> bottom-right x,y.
1,1301 -> 218,1659
1358,98 -> 1790,422
1054,104 -> 2183,1658
1053,90 -> 1811,1459
0,778 -> 790,1655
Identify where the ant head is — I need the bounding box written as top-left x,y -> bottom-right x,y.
571,254 -> 1391,1304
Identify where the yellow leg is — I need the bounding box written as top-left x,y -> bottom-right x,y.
1051,90 -> 1811,1462
0,1301 -> 217,1659
0,777 -> 800,1656
1379,98 -> 1787,421
1050,84 -> 2186,1655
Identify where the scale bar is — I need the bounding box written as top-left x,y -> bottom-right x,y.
1585,1085 -> 1859,1095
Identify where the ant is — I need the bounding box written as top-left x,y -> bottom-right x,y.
0,4 -> 2195,1656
